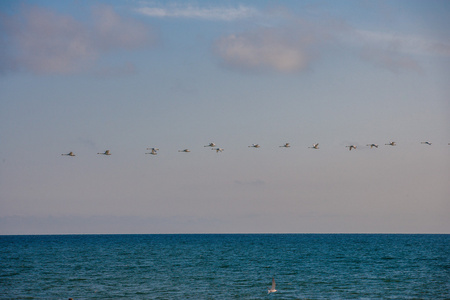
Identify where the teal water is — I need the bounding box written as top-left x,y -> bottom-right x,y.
1,234 -> 449,299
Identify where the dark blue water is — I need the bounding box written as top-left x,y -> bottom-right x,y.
1,234 -> 449,299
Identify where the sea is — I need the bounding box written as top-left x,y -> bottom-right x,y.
0,234 -> 449,299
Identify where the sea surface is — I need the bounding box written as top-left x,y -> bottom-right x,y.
0,234 -> 449,299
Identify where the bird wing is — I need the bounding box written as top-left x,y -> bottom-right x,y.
272,277 -> 276,289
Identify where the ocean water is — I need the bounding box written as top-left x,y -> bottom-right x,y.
0,234 -> 449,299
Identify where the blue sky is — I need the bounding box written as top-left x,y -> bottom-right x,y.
1,0 -> 449,234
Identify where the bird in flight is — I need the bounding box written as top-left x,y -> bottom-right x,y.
385,142 -> 396,146
279,143 -> 290,148
268,277 -> 277,294
97,150 -> 111,155
346,145 -> 357,151
421,142 -> 432,145
178,149 -> 190,152
366,144 -> 378,148
61,152 -> 75,156
248,144 -> 260,148
212,148 -> 224,153
146,148 -> 159,155
308,143 -> 319,149
204,143 -> 216,147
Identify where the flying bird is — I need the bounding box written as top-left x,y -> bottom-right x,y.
279,143 -> 290,148
268,277 -> 277,294
146,148 -> 159,155
366,144 -> 378,148
61,152 -> 75,156
308,143 -> 319,149
97,150 -> 111,155
248,144 -> 260,148
385,142 -> 396,146
204,143 -> 216,147
346,145 -> 357,151
421,142 -> 432,145
178,149 -> 190,152
212,148 -> 224,153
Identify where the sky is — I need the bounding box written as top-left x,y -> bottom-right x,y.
0,0 -> 449,234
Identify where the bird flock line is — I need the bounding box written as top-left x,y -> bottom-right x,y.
61,141 -> 449,156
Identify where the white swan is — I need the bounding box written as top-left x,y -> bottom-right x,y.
366,144 -> 378,148
308,143 -> 319,149
97,150 -> 111,155
61,152 -> 75,156
248,144 -> 260,148
204,143 -> 216,147
279,143 -> 290,148
346,145 -> 357,151
178,149 -> 190,152
146,148 -> 159,155
268,277 -> 277,294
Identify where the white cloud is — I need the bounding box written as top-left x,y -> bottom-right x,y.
212,15 -> 450,74
346,30 -> 450,73
136,4 -> 258,21
1,6 -> 95,74
93,5 -> 154,51
356,30 -> 450,57
213,26 -> 320,73
0,4 -> 157,75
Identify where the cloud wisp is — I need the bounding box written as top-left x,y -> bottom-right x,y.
0,4 -> 157,75
354,30 -> 450,73
356,30 -> 450,57
213,28 -> 314,73
212,21 -> 327,73
212,18 -> 450,74
2,3 -> 448,76
136,4 -> 259,21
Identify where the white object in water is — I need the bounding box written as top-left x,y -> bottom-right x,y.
268,277 -> 277,294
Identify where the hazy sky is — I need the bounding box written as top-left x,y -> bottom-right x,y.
1,0 -> 449,234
